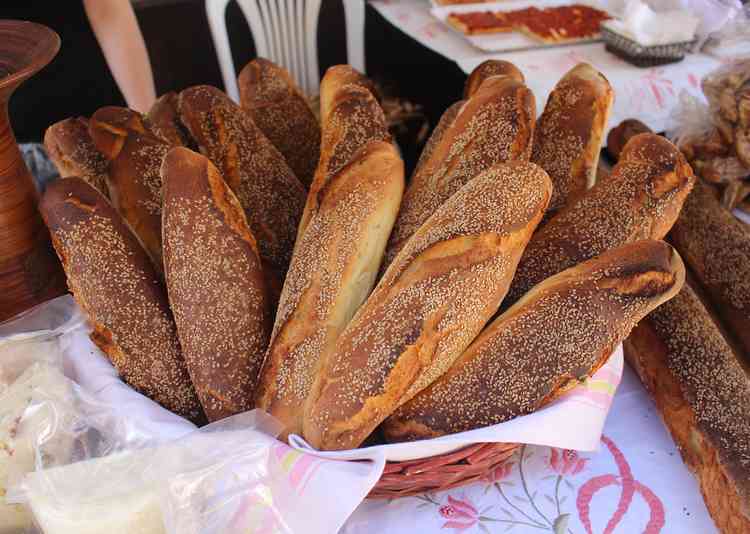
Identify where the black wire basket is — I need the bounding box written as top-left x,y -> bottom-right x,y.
601,24 -> 696,67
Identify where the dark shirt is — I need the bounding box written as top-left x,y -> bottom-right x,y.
3,1 -> 125,142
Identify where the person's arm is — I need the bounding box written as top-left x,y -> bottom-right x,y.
83,0 -> 156,112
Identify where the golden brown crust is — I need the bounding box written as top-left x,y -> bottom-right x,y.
463,59 -> 524,99
297,83 -> 389,242
39,177 -> 205,423
256,140 -> 405,437
177,85 -> 307,303
44,117 -> 109,197
303,162 -> 552,450
669,180 -> 750,357
161,147 -> 271,422
384,240 -> 685,441
319,65 -> 380,126
89,106 -> 171,273
238,58 -> 321,188
146,92 -> 192,147
384,76 -> 536,268
624,284 -> 750,531
606,119 -> 651,162
506,133 -> 695,305
413,101 -> 464,179
531,63 -> 613,213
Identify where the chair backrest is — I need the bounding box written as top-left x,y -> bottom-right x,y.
206,0 -> 365,100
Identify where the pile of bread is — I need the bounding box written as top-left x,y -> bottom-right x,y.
39,56 -> 749,528
678,57 -> 750,211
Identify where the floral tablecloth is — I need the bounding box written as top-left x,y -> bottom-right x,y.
342,365 -> 717,533
369,0 -> 723,137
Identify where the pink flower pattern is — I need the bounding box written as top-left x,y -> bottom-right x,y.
481,461 -> 513,484
549,448 -> 588,476
439,496 -> 479,532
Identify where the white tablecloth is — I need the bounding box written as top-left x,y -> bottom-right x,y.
345,365 -> 717,533
369,0 -> 723,136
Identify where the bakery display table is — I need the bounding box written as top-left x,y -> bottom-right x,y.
369,0 -> 722,137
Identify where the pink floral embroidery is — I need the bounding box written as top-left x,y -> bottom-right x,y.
482,461 -> 513,484
688,73 -> 699,89
439,495 -> 479,531
577,436 -> 666,534
549,449 -> 588,476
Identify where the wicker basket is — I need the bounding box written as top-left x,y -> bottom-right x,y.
600,24 -> 696,68
368,442 -> 519,499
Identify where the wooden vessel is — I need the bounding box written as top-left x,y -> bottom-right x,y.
0,20 -> 66,322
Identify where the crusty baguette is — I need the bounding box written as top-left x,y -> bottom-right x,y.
146,92 -> 192,147
531,63 -> 613,214
297,83 -> 389,243
506,133 -> 695,305
256,140 -> 405,437
669,180 -> 750,357
178,85 -> 307,302
606,118 -> 651,162
463,59 -> 524,99
304,161 -> 552,450
39,177 -> 205,423
383,240 -> 685,441
412,101 -> 464,179
624,283 -> 750,533
319,65 -> 379,126
238,58 -> 321,188
161,147 -> 271,422
44,117 -> 109,197
88,106 -> 171,272
383,76 -> 535,268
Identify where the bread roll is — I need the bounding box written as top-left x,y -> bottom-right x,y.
44,117 -> 109,197
463,59 -> 524,98
238,58 -> 321,188
304,161 -> 552,450
624,283 -> 750,533
256,140 -> 404,437
161,147 -> 271,422
89,106 -> 171,272
178,85 -> 306,301
319,65 -> 379,125
384,76 -> 535,267
384,240 -> 685,441
506,133 -> 695,305
606,118 -> 651,162
669,180 -> 750,357
531,63 -> 613,214
146,92 -> 191,147
39,177 -> 204,423
297,83 -> 389,242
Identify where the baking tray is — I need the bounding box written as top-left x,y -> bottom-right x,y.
430,0 -> 611,54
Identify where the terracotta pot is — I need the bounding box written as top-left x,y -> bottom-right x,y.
0,20 -> 66,322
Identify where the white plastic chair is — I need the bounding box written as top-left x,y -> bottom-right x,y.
206,0 -> 366,100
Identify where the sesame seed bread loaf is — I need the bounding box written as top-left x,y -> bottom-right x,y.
304,161 -> 552,450
88,106 -> 172,273
413,101 -> 464,179
531,63 -> 613,214
161,147 -> 271,422
624,283 -> 750,533
177,85 -> 307,304
383,75 -> 536,268
383,240 -> 685,442
39,177 -> 205,424
238,58 -> 321,188
255,140 -> 405,438
606,119 -> 651,162
463,59 -> 525,99
506,133 -> 695,305
669,180 -> 750,358
44,117 -> 109,197
319,65 -> 379,126
146,92 -> 192,147
297,83 -> 389,243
